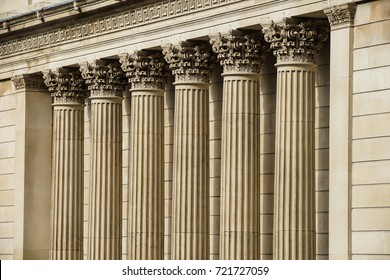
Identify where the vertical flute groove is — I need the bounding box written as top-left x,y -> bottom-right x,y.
172,84 -> 210,260
129,90 -> 164,260
50,105 -> 84,259
88,99 -> 122,260
220,74 -> 260,260
274,64 -> 316,260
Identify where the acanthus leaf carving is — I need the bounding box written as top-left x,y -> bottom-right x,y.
11,74 -> 47,90
162,41 -> 212,83
324,3 -> 357,27
42,69 -> 87,104
209,30 -> 267,73
119,50 -> 166,90
79,60 -> 127,97
262,19 -> 329,64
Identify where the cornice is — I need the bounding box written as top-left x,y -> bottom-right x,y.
0,0 -> 238,58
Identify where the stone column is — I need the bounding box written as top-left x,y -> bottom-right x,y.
43,69 -> 86,259
120,51 -> 166,259
163,42 -> 211,260
80,61 -> 126,259
263,20 -> 328,260
324,3 -> 356,260
210,30 -> 265,260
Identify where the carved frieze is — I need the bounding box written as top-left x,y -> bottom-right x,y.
119,51 -> 166,89
162,42 -> 212,83
11,74 -> 47,90
324,3 -> 357,27
0,0 -> 238,58
263,20 -> 329,63
209,30 -> 267,73
79,61 -> 127,97
43,69 -> 87,104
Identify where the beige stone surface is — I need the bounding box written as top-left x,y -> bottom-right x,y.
354,44 -> 390,71
353,66 -> 390,94
353,113 -> 390,139
352,160 -> 390,185
352,208 -> 390,230
353,137 -> 390,162
352,185 -> 390,208
353,90 -> 390,116
354,20 -> 390,49
0,0 -> 390,261
354,0 -> 390,26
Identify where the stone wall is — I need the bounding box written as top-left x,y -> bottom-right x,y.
351,0 -> 390,259
0,80 -> 16,260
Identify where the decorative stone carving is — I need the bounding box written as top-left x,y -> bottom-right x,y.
79,61 -> 127,97
119,51 -> 166,89
263,20 -> 328,63
43,69 -> 87,104
324,3 -> 357,27
162,41 -> 212,83
0,0 -> 239,57
11,74 -> 47,90
209,30 -> 266,73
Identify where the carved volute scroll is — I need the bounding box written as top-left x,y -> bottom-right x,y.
43,69 -> 87,104
162,41 -> 212,83
119,50 -> 166,89
263,19 -> 329,63
79,60 -> 127,97
209,30 -> 267,73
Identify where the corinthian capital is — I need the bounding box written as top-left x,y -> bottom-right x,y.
43,69 -> 87,104
11,74 -> 46,90
162,41 -> 212,83
79,60 -> 127,97
324,3 -> 357,27
263,19 -> 329,63
209,30 -> 266,73
119,51 -> 166,90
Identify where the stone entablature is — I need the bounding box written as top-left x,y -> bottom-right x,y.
0,0 -> 239,58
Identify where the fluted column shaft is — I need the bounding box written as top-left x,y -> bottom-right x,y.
220,73 -> 260,259
89,96 -> 122,259
120,52 -> 166,259
80,61 -> 126,259
44,70 -> 86,260
274,63 -> 316,259
210,31 -> 265,259
172,82 -> 209,259
263,20 -> 328,260
129,89 -> 164,259
51,104 -> 84,259
163,42 -> 211,260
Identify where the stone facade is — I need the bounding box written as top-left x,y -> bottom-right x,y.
0,0 -> 389,260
